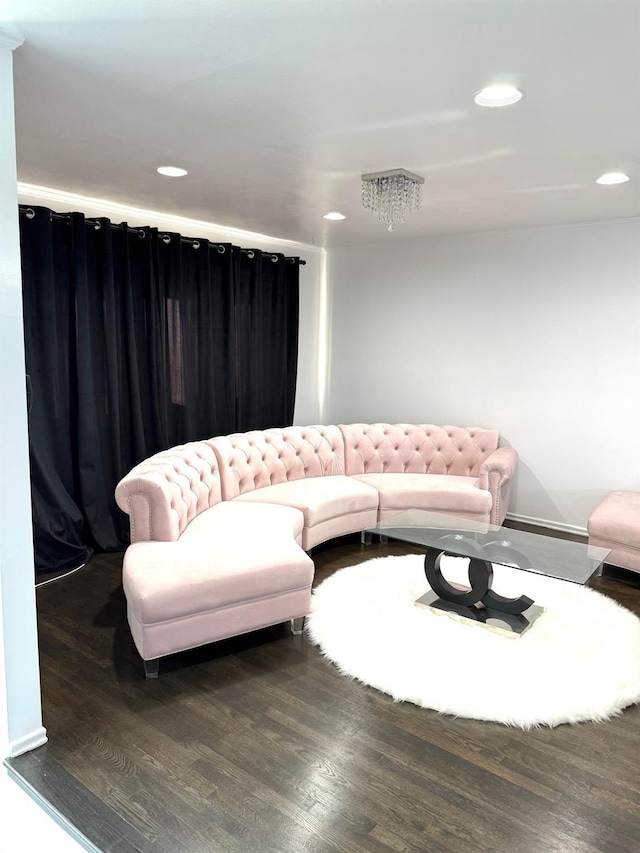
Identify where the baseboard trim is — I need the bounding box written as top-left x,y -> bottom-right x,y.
4,761 -> 102,853
505,512 -> 588,538
9,726 -> 48,757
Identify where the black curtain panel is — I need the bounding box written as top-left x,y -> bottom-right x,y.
18,206 -> 301,573
21,211 -> 89,571
234,249 -> 299,431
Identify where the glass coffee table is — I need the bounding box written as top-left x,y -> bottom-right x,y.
366,509 -> 610,637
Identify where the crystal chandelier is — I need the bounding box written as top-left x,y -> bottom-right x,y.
361,169 -> 424,230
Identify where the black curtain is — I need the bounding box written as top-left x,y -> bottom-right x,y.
235,249 -> 299,431
19,206 -> 301,572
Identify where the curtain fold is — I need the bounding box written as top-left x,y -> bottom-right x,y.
19,206 -> 301,572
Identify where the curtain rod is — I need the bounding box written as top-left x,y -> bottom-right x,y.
19,207 -> 306,265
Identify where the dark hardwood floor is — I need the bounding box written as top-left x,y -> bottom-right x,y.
8,535 -> 640,853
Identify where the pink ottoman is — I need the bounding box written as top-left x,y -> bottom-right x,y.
588,491 -> 640,575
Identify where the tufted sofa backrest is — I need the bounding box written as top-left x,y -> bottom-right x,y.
340,423 -> 500,477
115,441 -> 223,542
211,425 -> 345,499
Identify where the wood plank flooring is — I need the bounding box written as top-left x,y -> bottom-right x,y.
8,535 -> 640,853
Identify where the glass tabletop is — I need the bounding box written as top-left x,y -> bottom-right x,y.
367,509 -> 610,585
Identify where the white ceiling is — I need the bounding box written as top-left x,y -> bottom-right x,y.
3,0 -> 640,247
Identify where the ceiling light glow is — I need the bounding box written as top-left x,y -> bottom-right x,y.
323,212 -> 346,220
156,165 -> 189,177
595,172 -> 630,185
474,85 -> 523,107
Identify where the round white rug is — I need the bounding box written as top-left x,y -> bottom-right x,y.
306,555 -> 640,728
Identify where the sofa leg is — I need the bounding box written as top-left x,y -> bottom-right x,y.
290,616 -> 306,636
143,658 -> 160,679
361,530 -> 372,546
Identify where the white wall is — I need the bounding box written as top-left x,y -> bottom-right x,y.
1,30 -> 92,853
326,220 -> 640,532
17,185 -> 325,427
0,34 -> 47,760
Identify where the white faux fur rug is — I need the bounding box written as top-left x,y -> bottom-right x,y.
306,555 -> 640,728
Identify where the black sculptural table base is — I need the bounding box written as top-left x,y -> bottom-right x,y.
415,542 -> 545,638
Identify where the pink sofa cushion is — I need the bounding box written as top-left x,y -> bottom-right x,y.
211,425 -> 345,500
115,440 -> 223,542
179,501 -> 305,547
588,491 -> 640,551
340,423 -> 500,477
351,473 -> 492,516
232,475 -> 378,527
123,532 -> 313,626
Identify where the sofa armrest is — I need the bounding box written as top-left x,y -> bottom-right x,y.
115,442 -> 224,543
115,472 -> 186,543
478,447 -> 518,526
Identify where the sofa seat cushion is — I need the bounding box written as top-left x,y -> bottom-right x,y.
179,500 -> 305,547
351,473 -> 492,516
124,531 -> 313,627
232,475 -> 379,527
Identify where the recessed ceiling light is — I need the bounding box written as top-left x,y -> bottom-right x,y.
474,84 -> 523,107
595,171 -> 630,185
156,166 -> 189,177
323,212 -> 346,220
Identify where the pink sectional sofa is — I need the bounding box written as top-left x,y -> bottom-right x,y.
115,423 -> 517,677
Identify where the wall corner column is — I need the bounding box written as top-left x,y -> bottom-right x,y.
0,26 -> 47,759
